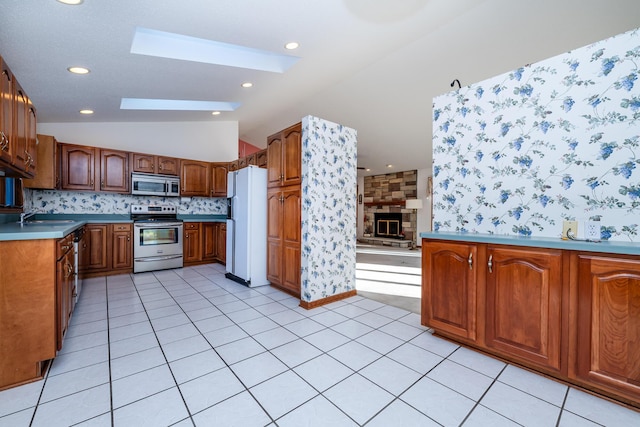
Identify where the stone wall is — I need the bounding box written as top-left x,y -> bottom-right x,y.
362,170 -> 418,241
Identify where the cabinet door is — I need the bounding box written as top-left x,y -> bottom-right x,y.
267,188 -> 283,285
575,255 -> 640,401
238,156 -> 248,169
282,187 -> 301,295
23,134 -> 58,189
25,105 -> 37,176
61,144 -> 96,191
202,222 -> 216,261
216,223 -> 226,264
100,149 -> 129,193
422,241 -> 478,341
267,133 -> 283,187
12,84 -> 28,172
256,149 -> 268,168
485,246 -> 563,370
157,156 -> 179,175
282,123 -> 302,186
81,224 -> 109,272
210,163 -> 228,197
0,63 -> 13,164
131,153 -> 155,174
183,223 -> 202,264
112,224 -> 132,270
181,160 -> 210,197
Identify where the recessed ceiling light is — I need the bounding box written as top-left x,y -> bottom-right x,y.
211,111 -> 221,116
67,66 -> 90,75
284,42 -> 299,50
120,98 -> 240,111
79,109 -> 94,115
131,27 -> 300,73
366,168 -> 371,171
241,82 -> 253,88
57,0 -> 83,5
386,164 -> 393,168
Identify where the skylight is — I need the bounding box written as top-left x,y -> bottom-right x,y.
120,98 -> 240,111
130,27 -> 300,73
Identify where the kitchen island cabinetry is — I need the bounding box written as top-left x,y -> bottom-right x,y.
421,233 -> 640,409
181,160 -> 210,197
0,237 -> 69,389
573,253 -> 640,405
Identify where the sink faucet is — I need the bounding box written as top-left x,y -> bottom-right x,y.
19,211 -> 36,225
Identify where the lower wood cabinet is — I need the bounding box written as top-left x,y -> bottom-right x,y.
267,186 -> 301,296
185,221 -> 226,266
56,234 -> 75,351
422,238 -> 640,408
80,223 -> 132,276
573,253 -> 640,406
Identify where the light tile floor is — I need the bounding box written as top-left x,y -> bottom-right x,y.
1,263 -> 639,426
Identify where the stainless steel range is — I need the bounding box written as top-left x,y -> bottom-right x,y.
131,205 -> 183,273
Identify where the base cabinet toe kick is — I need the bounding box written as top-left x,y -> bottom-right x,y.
421,237 -> 640,409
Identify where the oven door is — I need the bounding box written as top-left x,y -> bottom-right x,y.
133,221 -> 183,259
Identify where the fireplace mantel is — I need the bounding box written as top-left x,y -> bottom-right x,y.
364,200 -> 407,207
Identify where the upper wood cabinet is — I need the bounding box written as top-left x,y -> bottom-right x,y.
422,241 -> 478,341
60,144 -> 129,193
23,134 -> 59,190
210,162 -> 228,197
100,149 -> 129,193
267,122 -> 301,188
255,148 -> 268,168
180,160 -> 210,197
574,254 -> 640,404
60,144 -> 96,191
0,59 -> 14,166
485,245 -> 563,371
131,153 -> 179,176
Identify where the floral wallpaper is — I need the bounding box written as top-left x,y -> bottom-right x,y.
432,27 -> 640,242
23,189 -> 226,215
300,116 -> 357,303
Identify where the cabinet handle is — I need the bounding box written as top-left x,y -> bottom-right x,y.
468,253 -> 473,270
61,244 -> 70,251
488,254 -> 493,273
91,179 -> 94,186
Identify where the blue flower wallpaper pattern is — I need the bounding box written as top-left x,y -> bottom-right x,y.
300,116 -> 357,303
23,189 -> 226,215
432,27 -> 640,242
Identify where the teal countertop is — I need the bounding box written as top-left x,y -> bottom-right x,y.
420,231 -> 640,256
179,214 -> 226,222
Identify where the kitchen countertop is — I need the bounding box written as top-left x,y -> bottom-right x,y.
420,231 -> 640,256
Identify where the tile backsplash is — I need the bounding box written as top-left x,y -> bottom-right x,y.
24,189 -> 226,215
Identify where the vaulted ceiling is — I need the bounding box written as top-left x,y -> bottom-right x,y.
1,0 -> 639,176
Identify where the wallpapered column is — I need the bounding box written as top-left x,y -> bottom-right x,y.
300,116 -> 357,303
432,27 -> 640,242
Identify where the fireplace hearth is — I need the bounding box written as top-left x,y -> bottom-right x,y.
374,212 -> 404,239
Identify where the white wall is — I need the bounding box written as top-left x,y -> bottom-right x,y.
416,168 -> 432,238
37,121 -> 238,162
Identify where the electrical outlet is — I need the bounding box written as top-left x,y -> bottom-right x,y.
562,220 -> 578,240
585,221 -> 601,241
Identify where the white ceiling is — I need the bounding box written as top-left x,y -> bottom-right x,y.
1,0 -> 639,176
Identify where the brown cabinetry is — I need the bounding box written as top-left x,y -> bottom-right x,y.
60,144 -> 95,191
422,241 -> 478,341
216,222 -> 226,264
267,123 -> 301,188
181,160 -> 210,197
80,223 -> 132,276
267,186 -> 301,296
210,162 -> 228,197
24,134 -> 59,189
183,222 -> 202,264
131,153 -> 179,176
255,148 -> 268,168
56,234 -> 75,351
573,254 -> 640,405
100,149 -> 129,193
485,246 -> 563,371
0,59 -> 14,166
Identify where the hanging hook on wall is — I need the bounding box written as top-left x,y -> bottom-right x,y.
450,79 -> 461,89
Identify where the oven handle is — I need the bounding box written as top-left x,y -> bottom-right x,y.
134,222 -> 183,228
135,255 -> 183,262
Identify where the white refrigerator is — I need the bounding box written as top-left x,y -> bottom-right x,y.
225,165 -> 269,287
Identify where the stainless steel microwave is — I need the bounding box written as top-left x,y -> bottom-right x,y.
131,173 -> 180,197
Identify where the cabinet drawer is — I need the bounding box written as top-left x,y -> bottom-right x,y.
184,222 -> 200,230
112,223 -> 132,232
56,234 -> 74,260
